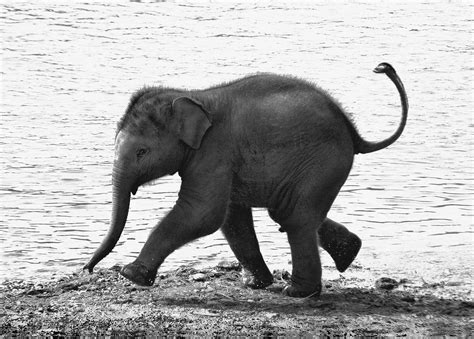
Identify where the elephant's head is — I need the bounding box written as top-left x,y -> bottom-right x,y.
84,90 -> 212,272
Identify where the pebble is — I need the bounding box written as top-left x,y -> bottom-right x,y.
190,273 -> 207,282
216,260 -> 241,271
401,295 -> 415,302
109,264 -> 122,272
375,277 -> 399,290
273,269 -> 291,281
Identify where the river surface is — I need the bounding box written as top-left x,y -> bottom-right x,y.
1,1 -> 472,287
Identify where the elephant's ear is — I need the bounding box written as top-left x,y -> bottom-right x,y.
171,97 -> 212,150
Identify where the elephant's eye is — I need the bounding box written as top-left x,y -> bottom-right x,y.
136,148 -> 148,159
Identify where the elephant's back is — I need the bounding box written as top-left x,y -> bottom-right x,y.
228,75 -> 355,198
219,73 -> 320,100
227,74 -> 353,149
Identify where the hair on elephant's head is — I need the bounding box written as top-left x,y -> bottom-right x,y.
83,88 -> 212,273
116,89 -> 212,193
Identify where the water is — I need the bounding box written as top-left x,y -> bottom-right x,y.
1,1 -> 472,288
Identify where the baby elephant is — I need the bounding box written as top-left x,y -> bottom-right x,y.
84,63 -> 408,298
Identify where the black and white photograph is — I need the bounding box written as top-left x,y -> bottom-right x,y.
1,0 -> 472,336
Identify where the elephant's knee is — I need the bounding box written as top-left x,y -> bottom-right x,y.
268,208 -> 290,232
196,206 -> 228,236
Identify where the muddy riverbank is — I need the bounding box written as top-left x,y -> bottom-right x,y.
1,263 -> 472,337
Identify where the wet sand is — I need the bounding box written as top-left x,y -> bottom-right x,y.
1,263 -> 472,337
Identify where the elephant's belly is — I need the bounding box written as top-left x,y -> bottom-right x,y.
230,175 -> 273,208
230,150 -> 294,208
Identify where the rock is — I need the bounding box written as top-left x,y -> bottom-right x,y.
375,277 -> 399,290
58,282 -> 81,291
26,288 -> 48,296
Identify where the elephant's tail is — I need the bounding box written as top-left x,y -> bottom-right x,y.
352,63 -> 408,155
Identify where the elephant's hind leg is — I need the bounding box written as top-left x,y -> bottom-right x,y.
221,203 -> 273,289
271,159 -> 352,297
284,221 -> 323,297
269,203 -> 324,297
318,218 -> 362,272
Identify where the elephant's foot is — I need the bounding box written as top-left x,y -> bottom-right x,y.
318,219 -> 362,273
242,269 -> 273,289
120,261 -> 156,287
281,270 -> 322,298
330,233 -> 362,273
282,283 -> 321,298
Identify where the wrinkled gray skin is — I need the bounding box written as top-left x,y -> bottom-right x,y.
84,62 -> 408,298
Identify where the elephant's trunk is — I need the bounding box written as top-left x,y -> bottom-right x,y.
83,166 -> 131,273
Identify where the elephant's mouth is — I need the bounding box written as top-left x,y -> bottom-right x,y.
131,177 -> 153,195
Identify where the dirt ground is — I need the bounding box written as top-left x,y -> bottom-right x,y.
1,262 -> 472,337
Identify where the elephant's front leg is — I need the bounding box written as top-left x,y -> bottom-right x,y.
121,181 -> 230,286
221,203 -> 273,289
